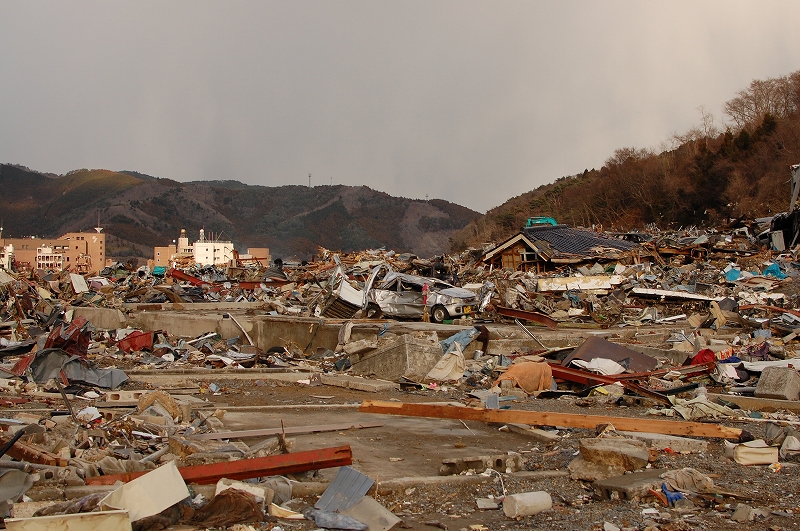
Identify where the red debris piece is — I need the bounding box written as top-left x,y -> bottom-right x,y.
117,331 -> 155,353
44,316 -> 90,356
85,445 -> 353,485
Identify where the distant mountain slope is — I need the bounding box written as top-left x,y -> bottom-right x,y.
0,165 -> 480,259
0,165 -> 146,237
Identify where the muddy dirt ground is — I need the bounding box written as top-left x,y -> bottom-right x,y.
118,374 -> 799,531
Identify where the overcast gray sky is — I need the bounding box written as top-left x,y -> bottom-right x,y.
2,1 -> 799,213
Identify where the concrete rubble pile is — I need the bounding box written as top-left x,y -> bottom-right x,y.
7,222 -> 800,330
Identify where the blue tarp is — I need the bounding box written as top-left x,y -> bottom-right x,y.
724,268 -> 741,282
762,263 -> 786,279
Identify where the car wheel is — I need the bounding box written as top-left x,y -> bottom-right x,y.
431,305 -> 449,323
365,303 -> 383,319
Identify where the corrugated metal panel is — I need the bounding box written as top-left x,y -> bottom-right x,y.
315,466 -> 374,512
321,298 -> 361,319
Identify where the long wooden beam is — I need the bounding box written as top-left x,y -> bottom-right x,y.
359,400 -> 742,439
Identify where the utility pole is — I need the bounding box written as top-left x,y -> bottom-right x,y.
309,173 -> 311,188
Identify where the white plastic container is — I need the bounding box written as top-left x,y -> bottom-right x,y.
502,491 -> 552,518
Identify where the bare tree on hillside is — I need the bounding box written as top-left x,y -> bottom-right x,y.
724,71 -> 800,131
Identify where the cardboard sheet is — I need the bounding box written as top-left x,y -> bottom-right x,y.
101,461 -> 189,522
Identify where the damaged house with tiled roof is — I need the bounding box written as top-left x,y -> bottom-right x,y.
480,221 -> 640,273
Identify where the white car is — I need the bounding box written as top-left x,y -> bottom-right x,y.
363,265 -> 477,323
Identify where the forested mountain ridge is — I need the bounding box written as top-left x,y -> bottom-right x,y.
0,164 -> 480,260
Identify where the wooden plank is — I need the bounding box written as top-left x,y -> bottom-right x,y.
190,422 -> 384,441
359,400 -> 742,439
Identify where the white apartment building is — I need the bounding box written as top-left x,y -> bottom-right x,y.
193,229 -> 234,266
36,246 -> 64,270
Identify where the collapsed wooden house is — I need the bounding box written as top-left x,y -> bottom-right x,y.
480,224 -> 639,272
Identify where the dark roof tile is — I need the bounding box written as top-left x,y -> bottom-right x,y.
523,225 -> 637,255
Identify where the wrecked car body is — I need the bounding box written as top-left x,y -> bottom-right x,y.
364,264 -> 478,323
314,261 -> 481,322
315,263 -> 367,319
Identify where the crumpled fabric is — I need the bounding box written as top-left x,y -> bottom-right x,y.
33,492 -> 107,516
725,268 -> 741,281
95,455 -> 156,475
690,348 -> 716,365
743,341 -> 771,360
495,361 -> 553,395
671,395 -> 738,420
190,489 -> 262,528
660,468 -> 714,493
426,343 -> 465,381
28,348 -> 128,389
0,470 -> 34,505
571,357 -> 626,375
336,320 -> 354,352
762,263 -> 787,279
133,503 -> 193,531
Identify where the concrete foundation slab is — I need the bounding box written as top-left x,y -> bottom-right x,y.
317,374 -> 399,393
351,334 -> 443,382
507,424 -> 560,444
617,431 -> 708,453
754,367 -> 800,401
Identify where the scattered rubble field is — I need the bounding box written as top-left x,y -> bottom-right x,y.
174,376 -> 800,531
1,227 -> 800,530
